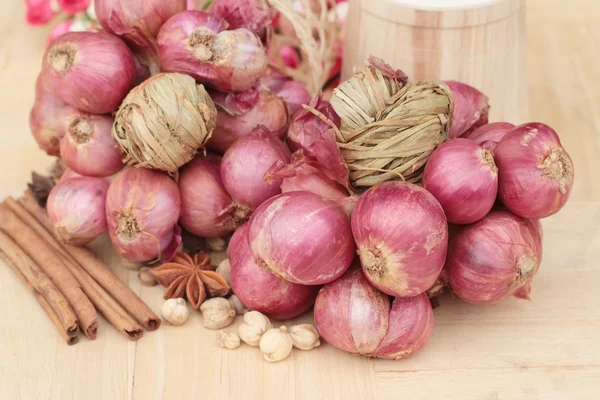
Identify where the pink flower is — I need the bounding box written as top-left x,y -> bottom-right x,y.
57,0 -> 91,15
47,19 -> 74,45
25,0 -> 57,25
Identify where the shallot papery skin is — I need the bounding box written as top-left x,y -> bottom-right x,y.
95,0 -> 186,57
262,68 -> 310,116
314,268 -> 434,359
60,114 -> 124,177
29,74 -> 81,156
179,154 -> 241,237
352,181 -> 448,297
229,224 -> 319,320
447,210 -> 543,304
248,191 -> 355,285
43,32 -> 136,114
106,168 -> 181,262
207,85 -> 289,153
287,96 -> 341,154
423,139 -> 498,224
445,80 -> 490,139
494,122 -> 574,219
209,0 -> 273,43
464,122 -> 516,150
47,177 -> 109,246
157,10 -> 267,93
221,128 -> 290,210
279,163 -> 349,200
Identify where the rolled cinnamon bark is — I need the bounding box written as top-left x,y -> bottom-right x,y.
0,232 -> 79,344
20,194 -> 161,331
0,205 -> 98,339
5,198 -> 144,341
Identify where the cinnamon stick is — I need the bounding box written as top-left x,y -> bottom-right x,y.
0,205 -> 98,339
0,251 -> 79,346
5,198 -> 144,341
0,233 -> 79,345
20,194 -> 161,331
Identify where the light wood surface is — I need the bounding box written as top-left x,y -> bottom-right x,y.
343,0 -> 528,123
1,1 -> 599,399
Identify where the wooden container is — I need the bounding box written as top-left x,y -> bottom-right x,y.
342,0 -> 528,123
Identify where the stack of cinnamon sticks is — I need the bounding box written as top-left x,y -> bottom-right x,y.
0,192 -> 161,345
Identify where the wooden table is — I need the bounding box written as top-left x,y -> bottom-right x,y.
1,1 -> 599,399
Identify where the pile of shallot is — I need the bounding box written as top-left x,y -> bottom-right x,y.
27,0 -> 574,361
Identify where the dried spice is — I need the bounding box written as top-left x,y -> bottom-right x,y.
151,252 -> 230,309
329,56 -> 453,188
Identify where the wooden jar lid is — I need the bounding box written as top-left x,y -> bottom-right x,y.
360,0 -> 522,28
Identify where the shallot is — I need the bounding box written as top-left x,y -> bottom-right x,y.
495,122 -> 574,219
248,191 -> 355,285
445,80 -> 490,138
352,181 -> 448,297
229,224 -> 319,320
314,268 -> 434,359
157,10 -> 267,93
221,128 -> 290,210
278,162 -> 349,200
423,139 -> 498,224
287,96 -> 341,155
261,68 -> 310,116
60,114 -> 124,177
43,31 -> 136,114
106,168 -> 181,262
29,73 -> 81,156
95,0 -> 186,58
464,122 -> 515,150
447,210 -> 543,304
47,177 -> 109,245
209,0 -> 273,43
207,85 -> 288,152
179,154 -> 242,237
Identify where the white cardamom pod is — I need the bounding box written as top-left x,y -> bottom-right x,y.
216,259 -> 231,285
217,330 -> 241,349
289,324 -> 321,350
161,298 -> 189,326
238,310 -> 272,346
260,326 -> 293,362
200,298 -> 236,329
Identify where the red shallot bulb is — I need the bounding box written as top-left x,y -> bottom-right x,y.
261,68 -> 310,116
280,163 -> 349,200
157,10 -> 267,93
60,114 -> 124,177
352,181 -> 448,297
221,128 -> 290,210
179,154 -> 242,237
248,191 -> 355,285
314,268 -> 434,359
445,80 -> 490,139
209,0 -> 273,43
106,168 -> 182,262
43,32 -> 136,114
59,168 -> 84,183
287,96 -> 341,154
95,0 -> 186,58
207,85 -> 288,153
47,177 -> 109,245
464,122 -> 515,150
229,223 -> 319,320
423,139 -> 498,224
29,74 -> 81,156
495,122 -> 574,219
447,210 -> 543,304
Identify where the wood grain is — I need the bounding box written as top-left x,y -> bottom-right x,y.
1,0 -> 600,399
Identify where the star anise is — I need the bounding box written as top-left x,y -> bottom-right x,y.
151,252 -> 230,309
